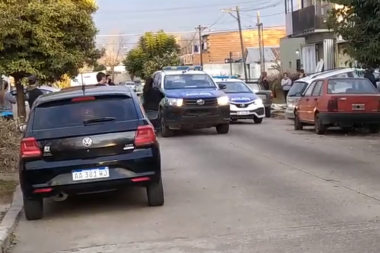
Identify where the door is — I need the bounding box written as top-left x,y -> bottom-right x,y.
309,80 -> 323,121
298,81 -> 316,121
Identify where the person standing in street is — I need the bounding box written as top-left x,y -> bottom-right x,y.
281,73 -> 292,102
28,75 -> 43,108
364,68 -> 379,88
259,71 -> 269,90
95,72 -> 107,86
0,80 -> 16,119
106,75 -> 115,85
298,69 -> 306,79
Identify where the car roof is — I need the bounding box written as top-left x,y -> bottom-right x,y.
35,85 -> 132,107
295,68 -> 357,83
162,70 -> 208,75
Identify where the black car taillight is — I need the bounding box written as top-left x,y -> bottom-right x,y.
21,137 -> 41,158
327,99 -> 338,112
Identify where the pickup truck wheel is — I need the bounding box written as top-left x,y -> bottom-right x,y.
23,196 -> 43,220
368,124 -> 380,134
315,114 -> 326,135
265,107 -> 271,118
294,112 -> 303,130
253,117 -> 263,124
147,177 -> 164,206
216,123 -> 229,134
160,115 -> 173,137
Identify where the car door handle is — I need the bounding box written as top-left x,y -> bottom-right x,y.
314,98 -> 318,101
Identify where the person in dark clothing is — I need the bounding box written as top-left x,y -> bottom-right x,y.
95,72 -> 107,86
106,75 -> 115,85
259,71 -> 269,90
28,75 -> 43,108
142,77 -> 164,111
364,68 -> 379,88
297,69 -> 306,79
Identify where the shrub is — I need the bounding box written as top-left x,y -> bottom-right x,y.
0,118 -> 21,173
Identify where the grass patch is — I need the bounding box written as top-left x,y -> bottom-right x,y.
0,179 -> 18,204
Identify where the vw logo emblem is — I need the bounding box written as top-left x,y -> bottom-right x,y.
82,137 -> 93,147
196,99 -> 205,105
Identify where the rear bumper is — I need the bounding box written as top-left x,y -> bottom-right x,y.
319,112 -> 380,125
20,148 -> 161,198
163,105 -> 230,129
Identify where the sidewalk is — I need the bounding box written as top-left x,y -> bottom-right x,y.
0,173 -> 18,222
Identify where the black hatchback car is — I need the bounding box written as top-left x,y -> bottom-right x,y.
19,86 -> 163,220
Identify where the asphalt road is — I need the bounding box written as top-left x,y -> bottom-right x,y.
11,119 -> 380,253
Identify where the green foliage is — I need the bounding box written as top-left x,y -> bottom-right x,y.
93,63 -> 107,72
0,0 -> 100,81
123,30 -> 180,79
143,52 -> 181,78
327,0 -> 380,67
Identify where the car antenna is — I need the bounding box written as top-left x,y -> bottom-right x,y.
80,72 -> 85,95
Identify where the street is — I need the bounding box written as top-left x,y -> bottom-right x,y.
11,119 -> 380,253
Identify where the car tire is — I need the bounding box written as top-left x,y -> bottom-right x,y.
216,123 -> 229,134
368,124 -> 380,134
147,177 -> 164,207
160,113 -> 174,138
315,114 -> 326,135
265,107 -> 271,118
253,117 -> 263,124
23,196 -> 43,220
294,112 -> 303,130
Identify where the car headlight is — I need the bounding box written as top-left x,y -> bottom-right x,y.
217,96 -> 229,105
166,98 -> 183,106
254,98 -> 263,105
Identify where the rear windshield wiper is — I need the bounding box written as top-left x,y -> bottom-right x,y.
83,117 -> 116,125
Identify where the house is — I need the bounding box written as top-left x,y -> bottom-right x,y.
281,0 -> 340,73
178,28 -> 285,77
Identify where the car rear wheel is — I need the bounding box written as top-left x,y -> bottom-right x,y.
315,114 -> 326,135
368,124 -> 380,134
253,117 -> 263,124
160,114 -> 174,137
294,112 -> 303,130
216,123 -> 229,134
265,107 -> 271,118
147,177 -> 164,206
23,196 -> 43,220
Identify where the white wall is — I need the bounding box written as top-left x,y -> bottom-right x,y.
203,62 -> 279,79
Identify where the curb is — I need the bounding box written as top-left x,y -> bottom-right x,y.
0,186 -> 23,253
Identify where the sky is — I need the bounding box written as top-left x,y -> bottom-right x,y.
93,0 -> 286,50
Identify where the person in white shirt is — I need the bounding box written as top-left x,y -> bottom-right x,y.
281,73 -> 292,102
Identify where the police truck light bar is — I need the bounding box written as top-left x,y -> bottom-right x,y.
162,66 -> 203,71
212,75 -> 238,79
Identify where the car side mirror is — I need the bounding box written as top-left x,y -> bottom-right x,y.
218,84 -> 226,89
18,124 -> 26,133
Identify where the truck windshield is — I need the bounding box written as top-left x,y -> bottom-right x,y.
164,74 -> 216,89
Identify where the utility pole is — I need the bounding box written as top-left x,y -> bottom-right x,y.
229,52 -> 233,76
236,6 -> 248,81
195,25 -> 207,67
257,12 -> 265,73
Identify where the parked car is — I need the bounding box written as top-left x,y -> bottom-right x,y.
294,77 -> 380,134
246,80 -> 273,117
19,85 -> 163,220
285,68 -> 362,120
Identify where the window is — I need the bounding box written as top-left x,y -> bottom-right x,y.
327,79 -> 379,94
304,82 -> 316,96
164,74 -> 216,89
32,96 -> 138,130
288,81 -> 309,96
217,82 -> 254,94
311,81 -> 323,96
153,73 -> 161,88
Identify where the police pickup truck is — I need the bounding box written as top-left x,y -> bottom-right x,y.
152,66 -> 230,137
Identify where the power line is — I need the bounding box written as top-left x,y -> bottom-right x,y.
95,0 -> 271,14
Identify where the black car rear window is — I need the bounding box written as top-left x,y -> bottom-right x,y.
32,95 -> 138,130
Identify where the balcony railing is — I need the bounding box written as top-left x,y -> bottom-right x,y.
291,5 -> 328,35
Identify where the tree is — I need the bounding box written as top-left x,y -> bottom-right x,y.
123,30 -> 181,80
0,0 -> 100,119
327,0 -> 380,67
93,63 -> 107,72
143,52 -> 181,78
99,35 -> 126,81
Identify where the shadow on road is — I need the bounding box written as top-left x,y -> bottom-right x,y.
43,187 -> 148,219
